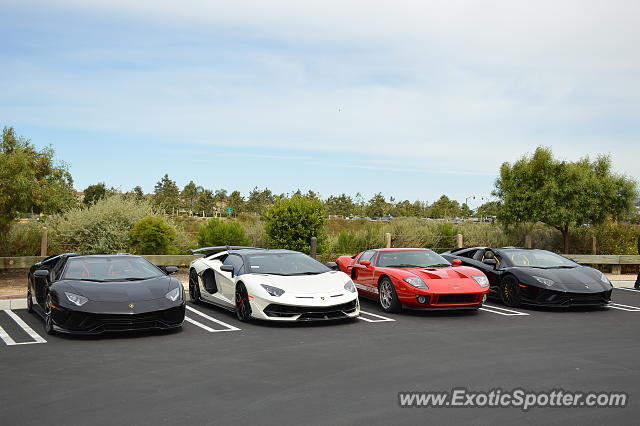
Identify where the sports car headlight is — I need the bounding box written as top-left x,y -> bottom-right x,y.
471,275 -> 490,287
344,280 -> 356,293
65,292 -> 88,306
598,271 -> 610,284
403,277 -> 428,289
533,276 -> 554,287
165,287 -> 182,301
261,284 -> 285,297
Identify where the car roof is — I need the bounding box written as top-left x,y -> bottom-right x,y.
235,249 -> 299,256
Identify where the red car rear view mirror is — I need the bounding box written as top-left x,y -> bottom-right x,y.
452,259 -> 462,266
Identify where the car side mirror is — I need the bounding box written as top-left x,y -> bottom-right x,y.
34,269 -> 49,278
325,261 -> 339,270
360,260 -> 371,267
452,259 -> 462,266
164,266 -> 178,275
220,264 -> 234,277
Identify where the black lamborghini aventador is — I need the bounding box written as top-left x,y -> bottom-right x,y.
27,253 -> 185,334
441,247 -> 613,307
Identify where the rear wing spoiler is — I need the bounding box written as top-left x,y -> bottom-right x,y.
190,246 -> 263,255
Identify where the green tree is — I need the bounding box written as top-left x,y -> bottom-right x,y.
83,183 -> 108,205
325,193 -> 355,217
181,180 -> 202,213
131,186 -> 144,201
0,127 -> 76,232
391,200 -> 421,217
246,187 -> 275,215
153,174 -> 180,213
198,218 -> 251,247
429,195 -> 461,219
195,189 -> 215,216
365,193 -> 389,218
227,190 -> 245,215
459,203 -> 472,218
494,147 -> 638,253
475,201 -> 501,218
265,195 -> 326,253
128,216 -> 177,254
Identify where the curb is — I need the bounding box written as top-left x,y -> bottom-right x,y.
0,298 -> 28,310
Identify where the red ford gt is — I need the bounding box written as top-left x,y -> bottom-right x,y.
336,248 -> 490,313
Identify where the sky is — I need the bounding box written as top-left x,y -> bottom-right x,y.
1,0 -> 639,209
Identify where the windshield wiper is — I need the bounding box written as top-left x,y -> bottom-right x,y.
103,277 -> 155,282
65,278 -> 105,282
285,271 -> 324,276
426,263 -> 451,268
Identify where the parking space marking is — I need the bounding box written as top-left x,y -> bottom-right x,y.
615,287 -> 640,293
4,310 -> 47,344
480,304 -> 530,316
185,306 -> 241,331
608,303 -> 640,312
0,310 -> 47,346
358,310 -> 395,322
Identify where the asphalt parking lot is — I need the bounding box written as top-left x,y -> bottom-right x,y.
1,288 -> 640,425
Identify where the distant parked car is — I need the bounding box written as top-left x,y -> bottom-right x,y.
27,254 -> 185,334
441,247 -> 613,307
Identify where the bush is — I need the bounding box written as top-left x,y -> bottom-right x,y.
198,219 -> 251,247
48,195 -> 154,254
0,220 -> 44,256
265,196 -> 326,253
128,216 -> 177,255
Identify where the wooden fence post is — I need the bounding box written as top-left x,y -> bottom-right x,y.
592,237 -> 597,255
456,234 -> 463,249
310,237 -> 317,259
40,227 -> 48,257
385,233 -> 392,248
525,235 -> 532,249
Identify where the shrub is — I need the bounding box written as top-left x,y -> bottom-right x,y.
128,216 -> 177,255
265,196 -> 326,253
198,218 -> 251,247
0,220 -> 44,256
48,195 -> 154,254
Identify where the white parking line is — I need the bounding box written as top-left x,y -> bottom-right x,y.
358,310 -> 395,322
0,310 -> 47,346
480,304 -> 530,316
615,287 -> 640,293
186,306 -> 241,331
608,303 -> 640,312
4,310 -> 47,343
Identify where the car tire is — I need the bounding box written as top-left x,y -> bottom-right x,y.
501,276 -> 522,307
44,293 -> 55,335
27,289 -> 34,313
378,277 -> 402,313
235,283 -> 252,322
189,270 -> 201,304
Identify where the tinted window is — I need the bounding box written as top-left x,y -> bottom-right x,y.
223,254 -> 245,275
245,252 -> 330,276
359,251 -> 376,264
62,257 -> 163,282
458,249 -> 478,259
500,249 -> 577,268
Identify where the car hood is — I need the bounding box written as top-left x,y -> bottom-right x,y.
510,266 -> 612,293
60,276 -> 175,302
247,271 -> 349,295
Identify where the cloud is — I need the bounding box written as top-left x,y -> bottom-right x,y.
2,0 -> 639,180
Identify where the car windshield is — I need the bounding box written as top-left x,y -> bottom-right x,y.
246,252 -> 330,276
377,250 -> 451,268
501,249 -> 578,268
62,257 -> 164,281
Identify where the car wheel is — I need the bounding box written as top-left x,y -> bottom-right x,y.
235,283 -> 252,322
189,270 -> 201,303
44,293 -> 55,335
378,277 -> 401,313
27,289 -> 34,313
501,276 -> 521,307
